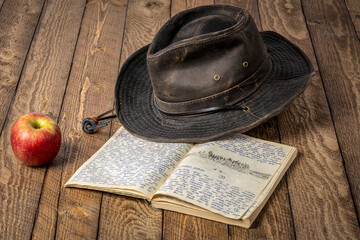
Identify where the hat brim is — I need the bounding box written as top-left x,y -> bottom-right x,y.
115,31 -> 314,143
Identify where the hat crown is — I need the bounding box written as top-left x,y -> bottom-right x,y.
169,15 -> 236,44
147,5 -> 270,115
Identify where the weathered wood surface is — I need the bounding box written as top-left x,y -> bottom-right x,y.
344,0 -> 360,38
98,0 -> 169,239
0,0 -> 86,238
301,0 -> 360,223
217,1 -> 296,239
53,1 -> 127,239
165,2 -> 232,240
259,0 -> 360,239
0,0 -> 45,133
1,0 -> 359,239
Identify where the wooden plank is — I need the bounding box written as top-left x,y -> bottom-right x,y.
51,1 -> 126,239
301,0 -> 360,223
0,0 -> 5,10
162,1 -> 229,240
0,0 -> 86,239
258,0 -> 360,239
97,1 -> 170,239
0,0 -> 45,133
171,0 -> 212,15
98,195 -> 163,240
215,0 -> 261,28
214,1 -> 295,239
344,0 -> 360,38
229,173 -> 294,239
163,212 -> 228,240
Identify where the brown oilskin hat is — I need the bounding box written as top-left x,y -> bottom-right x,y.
115,5 -> 314,143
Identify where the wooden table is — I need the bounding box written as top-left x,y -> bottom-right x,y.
1,0 -> 359,239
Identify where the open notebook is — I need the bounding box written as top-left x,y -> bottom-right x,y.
65,128 -> 296,228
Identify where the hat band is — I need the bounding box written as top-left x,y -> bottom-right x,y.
153,96 -> 250,116
154,56 -> 272,116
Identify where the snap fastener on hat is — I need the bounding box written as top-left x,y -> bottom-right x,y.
242,106 -> 250,112
214,75 -> 221,81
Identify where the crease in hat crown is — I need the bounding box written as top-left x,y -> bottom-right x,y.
146,5 -> 271,116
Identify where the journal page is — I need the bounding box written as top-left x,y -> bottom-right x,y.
154,134 -> 296,218
65,128 -> 193,199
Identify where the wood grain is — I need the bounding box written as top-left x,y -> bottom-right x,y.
344,0 -> 360,38
118,0 -> 170,60
99,195 -> 163,239
215,0 -> 261,28
163,1 -> 231,240
0,0 -> 4,10
50,1 -> 126,239
0,0 -> 45,133
301,0 -> 360,223
0,0 -> 358,238
97,1 -> 170,239
0,0 -> 86,238
243,123 -> 295,239
171,0 -> 212,15
163,211 -> 228,240
212,1 -> 296,239
258,0 -> 360,239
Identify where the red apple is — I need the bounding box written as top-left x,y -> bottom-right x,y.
10,112 -> 61,166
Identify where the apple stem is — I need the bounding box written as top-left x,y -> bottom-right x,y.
31,120 -> 42,129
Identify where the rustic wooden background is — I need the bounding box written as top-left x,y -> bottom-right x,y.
0,0 -> 359,239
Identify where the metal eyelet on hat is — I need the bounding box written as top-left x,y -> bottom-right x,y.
242,106 -> 250,112
243,61 -> 248,67
214,75 -> 220,81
